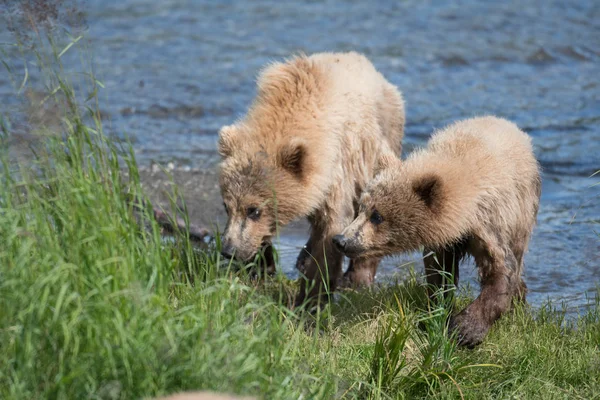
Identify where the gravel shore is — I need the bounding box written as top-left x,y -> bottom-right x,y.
138,164 -> 309,236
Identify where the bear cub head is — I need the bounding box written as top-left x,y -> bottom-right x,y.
333,156 -> 445,259
218,124 -> 313,262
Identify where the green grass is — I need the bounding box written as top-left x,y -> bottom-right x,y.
1,19 -> 599,400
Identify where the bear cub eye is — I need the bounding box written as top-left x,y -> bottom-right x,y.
370,209 -> 384,225
247,207 -> 261,221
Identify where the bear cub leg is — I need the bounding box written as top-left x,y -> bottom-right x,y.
423,241 -> 468,300
450,234 -> 521,348
294,233 -> 344,308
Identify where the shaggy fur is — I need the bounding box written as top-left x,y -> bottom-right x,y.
218,52 -> 405,303
335,116 -> 541,347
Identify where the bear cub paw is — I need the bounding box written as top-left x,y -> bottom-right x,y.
449,305 -> 492,348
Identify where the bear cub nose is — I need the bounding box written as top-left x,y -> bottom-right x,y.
332,235 -> 347,251
221,244 -> 235,259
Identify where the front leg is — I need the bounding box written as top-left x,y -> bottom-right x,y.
294,231 -> 344,307
294,189 -> 354,307
423,242 -> 466,300
295,236 -> 316,275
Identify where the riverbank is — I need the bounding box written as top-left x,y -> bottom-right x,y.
137,162 -> 600,315
1,124 -> 599,399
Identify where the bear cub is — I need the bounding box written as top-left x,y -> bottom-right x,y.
217,52 -> 405,305
334,116 -> 541,347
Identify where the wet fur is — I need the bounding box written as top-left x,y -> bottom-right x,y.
338,116 -> 541,347
218,52 -> 405,302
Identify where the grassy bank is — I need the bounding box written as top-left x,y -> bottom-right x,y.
1,18 -> 599,400
1,143 -> 599,399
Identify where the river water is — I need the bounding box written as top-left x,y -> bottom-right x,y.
1,0 -> 599,312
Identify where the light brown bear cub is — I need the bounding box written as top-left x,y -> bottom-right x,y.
334,116 -> 541,347
218,52 -> 405,304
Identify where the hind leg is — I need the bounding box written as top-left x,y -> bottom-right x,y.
450,232 -> 519,347
343,257 -> 381,287
423,242 -> 466,299
511,243 -> 528,304
510,233 -> 530,304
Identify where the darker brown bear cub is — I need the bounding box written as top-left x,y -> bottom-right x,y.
334,116 -> 541,347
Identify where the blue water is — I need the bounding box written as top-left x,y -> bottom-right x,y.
1,0 -> 599,312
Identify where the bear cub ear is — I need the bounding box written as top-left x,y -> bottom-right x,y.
277,138 -> 307,178
413,174 -> 442,210
218,125 -> 239,158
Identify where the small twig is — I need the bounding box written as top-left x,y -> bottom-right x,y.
152,208 -> 211,243
128,195 -> 212,243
